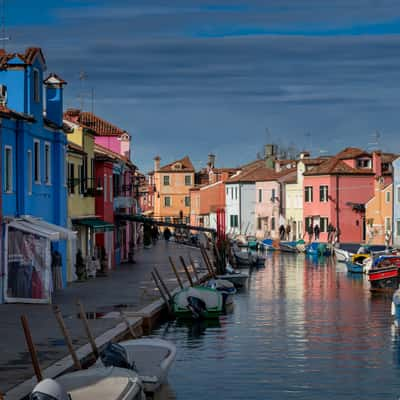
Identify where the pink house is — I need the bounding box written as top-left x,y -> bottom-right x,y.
303,148 -> 394,243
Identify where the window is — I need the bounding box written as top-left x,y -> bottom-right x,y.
258,189 -> 262,203
27,150 -> 32,195
319,185 -> 328,202
397,220 -> 400,237
385,217 -> 392,233
235,187 -> 238,200
33,69 -> 40,103
185,175 -> 192,186
185,196 -> 190,207
4,146 -> 12,193
271,189 -> 276,203
34,140 -> 40,183
230,215 -> 238,228
64,146 -> 68,187
398,186 -> 400,203
305,186 -> 313,202
44,142 -> 51,184
165,217 -> 171,223
104,174 -> 107,201
257,217 -> 262,230
163,175 -> 170,186
226,188 -> 228,196
109,175 -> 113,202
164,196 -> 171,207
357,158 -> 371,168
320,217 -> 328,232
79,165 -> 85,194
271,217 -> 275,231
69,163 -> 75,194
386,191 -> 391,203
185,217 -> 190,224
305,217 -> 313,231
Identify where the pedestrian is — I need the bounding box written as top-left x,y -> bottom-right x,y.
307,225 -> 313,242
285,224 -> 291,241
279,224 -> 285,240
314,224 -> 320,241
151,225 -> 159,244
163,227 -> 172,241
327,223 -> 334,243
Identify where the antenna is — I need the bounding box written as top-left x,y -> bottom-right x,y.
0,0 -> 10,49
367,130 -> 381,151
79,71 -> 88,111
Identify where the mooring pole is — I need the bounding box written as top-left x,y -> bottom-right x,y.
153,267 -> 173,301
169,256 -> 183,289
180,256 -> 194,286
21,315 -> 43,382
76,300 -> 99,359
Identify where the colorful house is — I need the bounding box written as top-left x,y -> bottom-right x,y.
0,48 -> 74,303
365,182 -> 393,245
392,157 -> 400,248
153,156 -> 195,224
303,148 -> 394,243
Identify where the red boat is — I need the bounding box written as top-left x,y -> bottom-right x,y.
367,255 -> 400,292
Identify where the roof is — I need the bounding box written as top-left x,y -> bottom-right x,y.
44,117 -> 73,133
94,143 -> 136,170
382,153 -> 398,163
0,104 -> 35,122
302,157 -> 329,166
0,47 -> 46,68
335,147 -> 370,160
278,169 -> 297,184
303,157 -> 374,176
64,109 -> 127,137
158,156 -> 195,173
227,165 -> 277,183
43,73 -> 67,86
239,159 -> 265,170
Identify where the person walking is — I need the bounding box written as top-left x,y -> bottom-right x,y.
163,227 -> 172,241
285,224 -> 291,241
327,223 -> 334,243
314,224 -> 320,241
279,224 -> 285,240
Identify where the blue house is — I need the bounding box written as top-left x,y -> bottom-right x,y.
0,47 -> 74,303
393,157 -> 400,248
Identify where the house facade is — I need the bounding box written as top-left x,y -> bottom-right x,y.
392,157 -> 400,248
153,156 -> 195,224
0,48 -> 74,303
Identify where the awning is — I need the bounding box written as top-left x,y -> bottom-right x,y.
72,217 -> 114,232
8,217 -> 76,241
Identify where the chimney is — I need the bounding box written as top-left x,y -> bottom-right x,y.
265,144 -> 276,169
372,151 -> 382,178
44,73 -> 67,127
154,156 -> 161,172
207,153 -> 216,169
300,151 -> 310,159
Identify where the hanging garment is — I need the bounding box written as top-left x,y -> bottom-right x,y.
31,268 -> 43,299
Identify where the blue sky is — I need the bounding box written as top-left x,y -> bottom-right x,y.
6,1 -> 400,171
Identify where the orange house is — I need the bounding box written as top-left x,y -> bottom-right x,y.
365,182 -> 393,245
153,156 -> 195,223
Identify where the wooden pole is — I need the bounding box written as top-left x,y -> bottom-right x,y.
189,254 -> 200,282
169,256 -> 183,289
53,305 -> 82,370
200,246 -> 212,277
201,246 -> 216,278
119,311 -> 137,339
151,271 -> 172,313
76,300 -> 99,359
179,256 -> 194,287
20,315 -> 43,382
153,268 -> 173,301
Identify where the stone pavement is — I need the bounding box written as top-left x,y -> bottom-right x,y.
0,241 -> 203,394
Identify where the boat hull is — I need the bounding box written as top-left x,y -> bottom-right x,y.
345,261 -> 364,274
368,267 -> 399,292
334,248 -> 352,262
216,271 -> 249,288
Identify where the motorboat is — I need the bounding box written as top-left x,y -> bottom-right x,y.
279,241 -> 299,253
96,339 -> 176,393
216,264 -> 249,287
368,255 -> 400,292
345,254 -> 369,274
392,288 -> 400,326
204,278 -> 237,306
262,238 -> 279,251
306,242 -> 331,256
172,286 -> 223,319
31,367 -> 145,400
334,247 -> 352,262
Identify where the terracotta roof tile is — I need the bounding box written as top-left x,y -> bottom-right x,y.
304,157 -> 373,176
227,166 -> 277,183
335,147 -> 370,160
158,156 -> 195,173
0,47 -> 46,68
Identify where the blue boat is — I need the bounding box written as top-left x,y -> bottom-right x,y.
306,242 -> 331,256
262,238 -> 278,251
346,261 -> 364,273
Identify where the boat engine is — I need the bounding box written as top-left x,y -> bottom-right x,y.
30,379 -> 70,400
187,296 -> 207,319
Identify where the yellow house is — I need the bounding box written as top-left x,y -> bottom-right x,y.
365,181 -> 393,245
153,156 -> 195,224
65,122 -> 97,281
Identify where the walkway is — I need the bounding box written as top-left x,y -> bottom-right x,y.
0,241 -> 202,394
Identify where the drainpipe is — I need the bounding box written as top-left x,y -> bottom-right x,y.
336,175 -> 340,242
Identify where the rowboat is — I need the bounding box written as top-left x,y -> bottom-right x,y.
172,286 -> 223,319
306,242 -> 331,256
368,255 -> 400,292
334,247 -> 352,262
216,265 -> 249,288
31,367 -> 145,400
96,339 -> 176,393
345,254 -> 369,274
204,278 -> 237,306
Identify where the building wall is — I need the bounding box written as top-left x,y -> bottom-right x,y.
240,183 -> 256,236
365,183 -> 392,245
393,158 -> 400,247
255,181 -> 280,239
95,136 -> 121,155
190,189 -> 201,226
154,171 -> 194,222
225,183 -> 240,236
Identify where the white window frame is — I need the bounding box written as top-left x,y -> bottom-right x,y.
320,185 -> 328,202
27,150 -> 32,195
44,141 -> 51,185
34,139 -> 40,184
4,145 -> 13,193
320,217 -> 328,232
305,186 -> 313,203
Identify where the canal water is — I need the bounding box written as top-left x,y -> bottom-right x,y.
152,253 -> 400,399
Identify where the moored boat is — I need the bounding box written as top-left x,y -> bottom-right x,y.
204,278 -> 237,306
334,247 -> 352,262
216,265 -> 249,288
31,367 -> 146,400
392,288 -> 400,326
367,255 -> 400,292
172,286 -> 223,319
345,254 -> 370,274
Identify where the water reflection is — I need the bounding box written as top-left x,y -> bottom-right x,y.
152,254 -> 400,399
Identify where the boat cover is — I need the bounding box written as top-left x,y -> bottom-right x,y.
174,287 -> 222,309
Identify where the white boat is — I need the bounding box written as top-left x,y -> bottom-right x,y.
216,265 -> 249,287
204,278 -> 237,306
333,247 -> 352,262
31,367 -> 145,400
392,288 -> 400,327
96,339 -> 176,393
